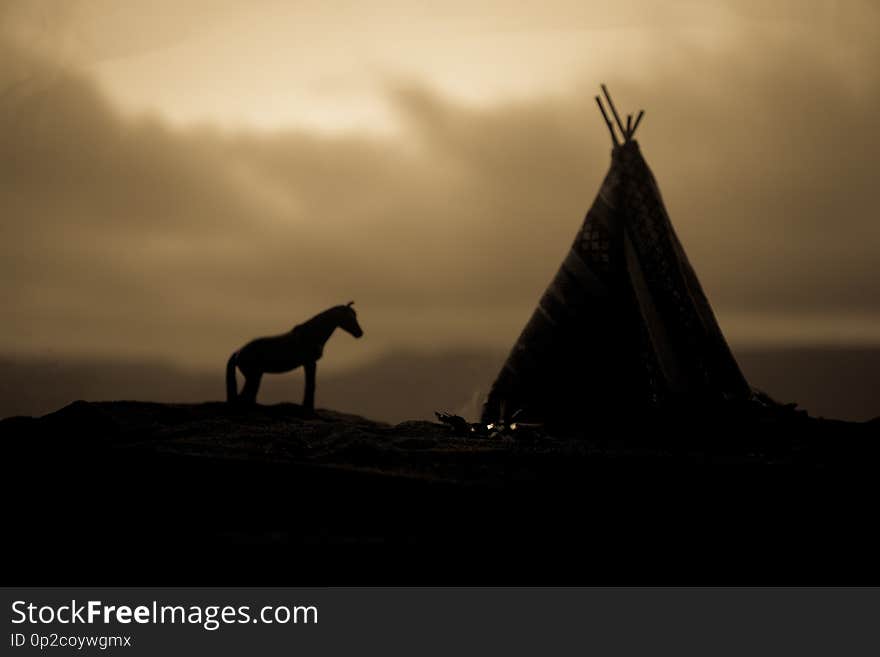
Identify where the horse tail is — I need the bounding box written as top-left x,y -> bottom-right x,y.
226,351 -> 239,403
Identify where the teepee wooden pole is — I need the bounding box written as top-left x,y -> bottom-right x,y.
595,96 -> 620,147
601,85 -> 627,143
631,110 -> 645,137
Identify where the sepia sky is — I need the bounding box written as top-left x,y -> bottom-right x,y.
1,0 -> 878,371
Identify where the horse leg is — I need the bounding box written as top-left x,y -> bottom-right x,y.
226,352 -> 239,403
241,371 -> 263,404
303,361 -> 316,410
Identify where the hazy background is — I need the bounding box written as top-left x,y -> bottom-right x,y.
2,1 -> 878,420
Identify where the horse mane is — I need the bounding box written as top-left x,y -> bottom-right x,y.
294,305 -> 348,332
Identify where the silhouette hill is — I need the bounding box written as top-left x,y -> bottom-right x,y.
3,397 -> 879,584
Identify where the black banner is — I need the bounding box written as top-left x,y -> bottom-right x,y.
3,588 -> 879,656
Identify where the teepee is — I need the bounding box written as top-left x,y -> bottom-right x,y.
482,86 -> 750,428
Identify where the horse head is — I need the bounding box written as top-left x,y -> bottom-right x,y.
338,301 -> 364,338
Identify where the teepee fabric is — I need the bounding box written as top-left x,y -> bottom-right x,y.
482,139 -> 750,427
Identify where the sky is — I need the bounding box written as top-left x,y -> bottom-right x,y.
1,0 -> 879,372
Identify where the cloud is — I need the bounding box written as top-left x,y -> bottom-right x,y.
1,8 -> 879,370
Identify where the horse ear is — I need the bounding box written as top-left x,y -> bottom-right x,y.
347,301 -> 354,307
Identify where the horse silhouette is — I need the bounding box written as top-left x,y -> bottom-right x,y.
226,302 -> 363,408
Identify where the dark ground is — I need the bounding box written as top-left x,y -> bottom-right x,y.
3,399 -> 879,585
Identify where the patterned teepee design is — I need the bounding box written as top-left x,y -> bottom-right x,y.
482,87 -> 750,428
